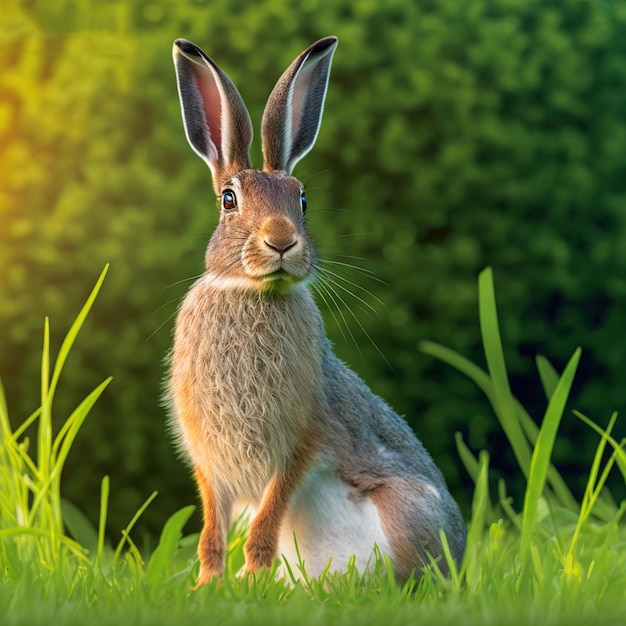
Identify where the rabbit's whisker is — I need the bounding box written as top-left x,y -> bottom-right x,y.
308,207 -> 347,214
314,232 -> 378,242
146,263 -> 238,342
301,169 -> 331,187
320,259 -> 388,285
311,274 -> 356,348
314,269 -> 393,370
317,267 -> 383,314
145,306 -> 179,343
163,273 -> 205,290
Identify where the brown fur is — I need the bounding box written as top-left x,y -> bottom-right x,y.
194,465 -> 231,586
244,434 -> 318,571
369,477 -> 447,580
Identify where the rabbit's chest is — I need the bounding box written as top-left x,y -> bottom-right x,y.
169,282 -> 323,496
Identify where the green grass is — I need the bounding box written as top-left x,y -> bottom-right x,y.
1,266 -> 624,625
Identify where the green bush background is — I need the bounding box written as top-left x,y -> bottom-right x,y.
1,0 -> 625,538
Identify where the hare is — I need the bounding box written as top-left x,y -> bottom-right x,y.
168,35 -> 466,587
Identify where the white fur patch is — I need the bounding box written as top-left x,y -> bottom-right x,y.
424,483 -> 441,500
276,468 -> 392,578
200,273 -> 260,291
199,272 -> 307,292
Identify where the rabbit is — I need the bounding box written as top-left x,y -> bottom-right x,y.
167,35 -> 467,587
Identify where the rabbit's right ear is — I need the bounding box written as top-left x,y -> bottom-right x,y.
173,39 -> 253,191
262,37 -> 338,175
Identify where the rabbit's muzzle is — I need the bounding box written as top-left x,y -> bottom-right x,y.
261,214 -> 299,257
242,215 -> 311,284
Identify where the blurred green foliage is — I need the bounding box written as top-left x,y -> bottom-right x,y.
1,0 -> 625,537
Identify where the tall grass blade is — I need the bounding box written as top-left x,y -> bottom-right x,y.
39,317 -> 52,493
26,382 -> 112,528
62,499 -> 99,556
10,407 -> 42,442
48,264 -> 109,400
455,432 -> 480,483
574,410 -> 626,485
419,341 -> 496,406
0,378 -> 9,433
515,403 -> 578,511
51,378 -> 113,477
0,526 -> 87,556
498,479 -> 522,530
565,412 -> 621,577
112,490 -> 159,566
536,355 -> 560,402
96,476 -> 110,570
145,505 -> 195,587
463,450 -> 491,585
478,267 -> 532,479
519,347 -> 581,569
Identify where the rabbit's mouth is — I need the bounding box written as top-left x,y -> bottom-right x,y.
266,269 -> 291,279
259,268 -> 305,293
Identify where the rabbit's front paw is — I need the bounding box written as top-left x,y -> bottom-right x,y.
195,539 -> 225,587
193,565 -> 222,589
243,536 -> 276,572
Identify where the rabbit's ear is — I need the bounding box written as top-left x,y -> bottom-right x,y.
173,39 -> 253,191
262,36 -> 338,175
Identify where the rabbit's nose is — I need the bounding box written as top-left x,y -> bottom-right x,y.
263,236 -> 298,256
260,215 -> 300,256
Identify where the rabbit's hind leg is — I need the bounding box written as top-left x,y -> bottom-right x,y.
368,475 -> 463,581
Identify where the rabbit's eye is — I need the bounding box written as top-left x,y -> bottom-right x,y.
300,192 -> 307,213
222,189 -> 237,211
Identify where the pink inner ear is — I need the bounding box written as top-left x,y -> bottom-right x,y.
193,64 -> 222,153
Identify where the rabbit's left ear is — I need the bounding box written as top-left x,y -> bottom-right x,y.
262,37 -> 338,175
173,39 -> 253,192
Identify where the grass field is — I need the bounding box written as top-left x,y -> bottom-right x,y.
1,266 -> 624,625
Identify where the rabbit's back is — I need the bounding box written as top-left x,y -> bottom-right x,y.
320,351 -> 441,479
